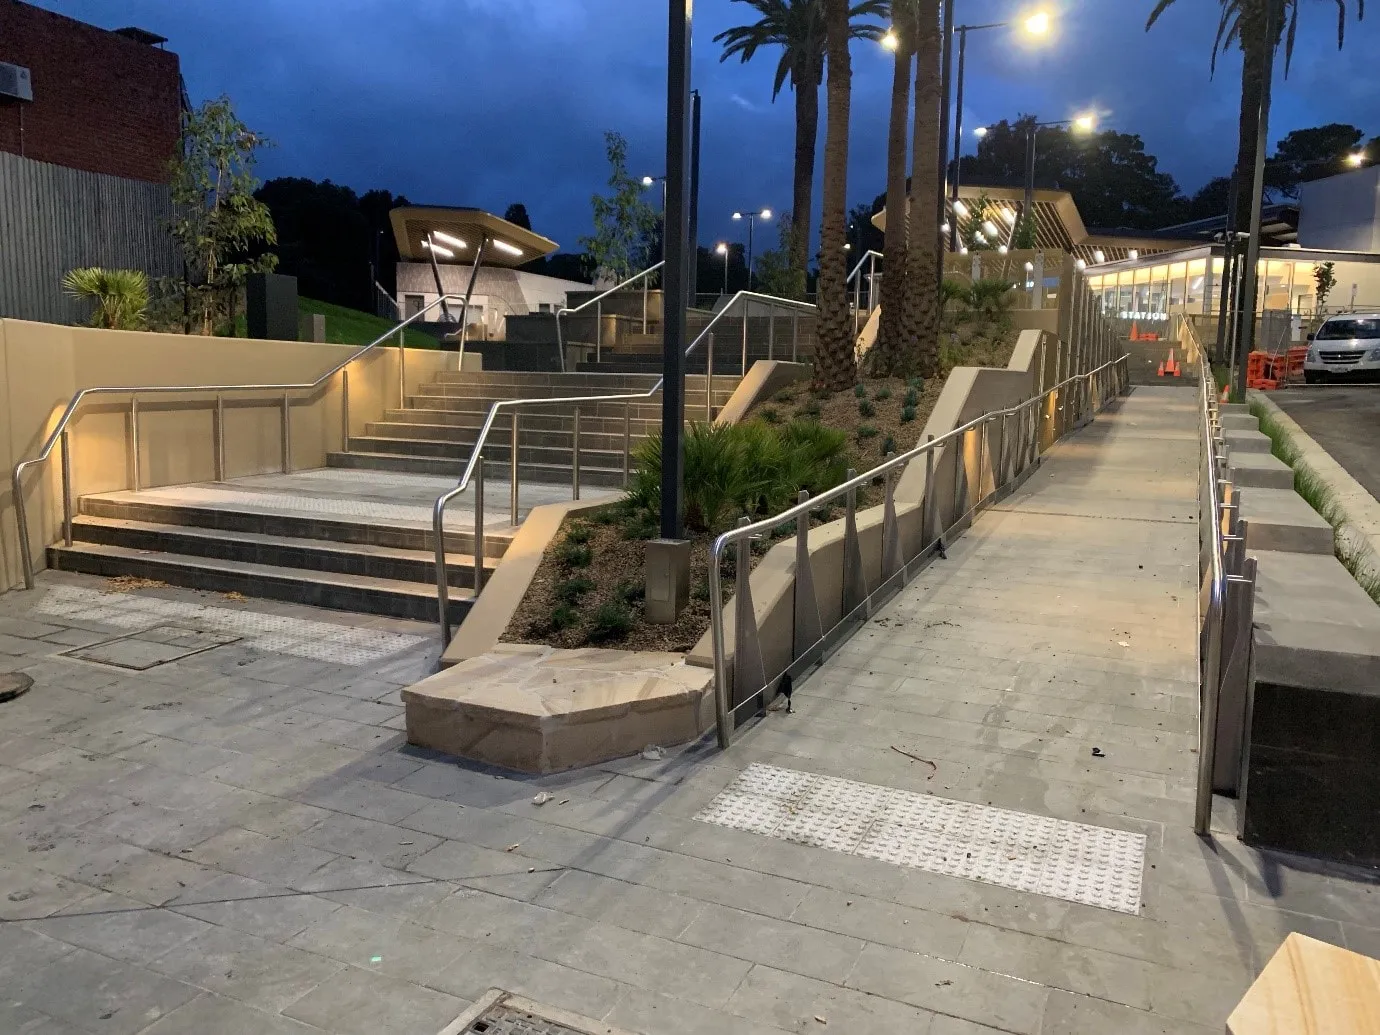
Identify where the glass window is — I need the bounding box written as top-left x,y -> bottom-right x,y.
1186,259 -> 1207,310
1317,317 -> 1380,339
1168,262 -> 1187,310
404,294 -> 425,318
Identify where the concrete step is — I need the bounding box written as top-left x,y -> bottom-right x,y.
363,422 -> 656,455
63,515 -> 484,588
1222,412 -> 1260,432
1225,428 -> 1274,454
347,435 -> 630,468
430,371 -> 663,390
78,493 -> 505,558
382,409 -> 666,435
47,541 -> 471,624
1230,452 -> 1295,491
1238,488 -> 1334,554
327,450 -> 628,488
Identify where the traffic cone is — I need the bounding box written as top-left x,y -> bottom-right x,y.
1157,360 -> 1165,377
1130,321 -> 1140,341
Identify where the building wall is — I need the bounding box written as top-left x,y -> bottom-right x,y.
0,2 -> 182,184
1298,168 -> 1380,252
0,151 -> 178,323
395,264 -> 588,337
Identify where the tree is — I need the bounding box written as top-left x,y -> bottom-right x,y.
902,0 -> 942,378
715,0 -> 887,279
503,203 -> 533,231
62,268 -> 149,330
1314,261 -> 1337,310
1267,123 -> 1366,197
168,96 -> 277,335
579,131 -> 658,284
755,213 -> 808,299
873,4 -> 911,375
1147,0 -> 1364,233
956,191 -> 999,250
814,0 -> 858,390
960,116 -> 1186,229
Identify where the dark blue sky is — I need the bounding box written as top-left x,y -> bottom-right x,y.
39,0 -> 1380,250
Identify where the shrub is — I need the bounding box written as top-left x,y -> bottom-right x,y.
968,277 -> 1016,318
797,399 -> 822,419
692,579 -> 712,601
881,434 -> 896,455
550,604 -> 578,631
588,599 -> 634,641
774,389 -> 796,404
874,387 -> 892,401
906,376 -> 924,391
62,267 -> 149,330
857,424 -> 879,440
760,406 -> 781,424
853,384 -> 868,399
556,541 -> 592,567
564,523 -> 592,545
592,507 -> 617,525
617,580 -> 645,604
901,405 -> 917,423
858,399 -> 876,419
903,388 -> 919,407
553,576 -> 595,604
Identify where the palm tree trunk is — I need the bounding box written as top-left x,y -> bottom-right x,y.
875,37 -> 912,375
1232,5 -> 1268,233
790,55 -> 820,278
904,0 -> 942,377
814,0 -> 856,391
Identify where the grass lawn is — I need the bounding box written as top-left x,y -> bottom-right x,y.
298,297 -> 438,349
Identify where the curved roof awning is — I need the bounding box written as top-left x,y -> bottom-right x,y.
389,207 -> 559,268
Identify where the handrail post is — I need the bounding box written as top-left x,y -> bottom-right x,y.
214,394 -> 225,481
572,407 -> 582,500
705,333 -> 714,422
60,430 -> 73,547
740,298 -> 749,374
792,310 -> 799,363
130,396 -> 140,491
924,434 -> 936,547
473,456 -> 485,596
13,465 -> 35,589
341,369 -> 351,452
642,277 -> 649,335
399,329 -> 407,409
623,402 -> 632,487
595,300 -> 602,364
978,418 -> 989,504
510,411 -> 520,526
767,304 -> 775,361
281,391 -> 292,474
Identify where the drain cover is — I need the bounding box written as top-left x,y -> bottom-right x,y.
0,673 -> 33,703
438,991 -> 632,1035
62,625 -> 241,670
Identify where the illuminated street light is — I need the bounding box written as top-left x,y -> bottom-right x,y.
973,126 -> 988,139
1024,11 -> 1051,35
1348,152 -> 1367,168
1073,113 -> 1097,133
1017,113 -> 1103,242
881,28 -> 900,51
715,242 -> 730,294
732,208 -> 772,285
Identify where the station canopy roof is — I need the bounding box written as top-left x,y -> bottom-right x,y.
389,207 -> 559,268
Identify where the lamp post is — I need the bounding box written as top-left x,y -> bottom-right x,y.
715,242 -> 730,295
1008,113 -> 1095,245
731,208 -> 771,288
642,174 -> 669,212
944,12 -> 1051,252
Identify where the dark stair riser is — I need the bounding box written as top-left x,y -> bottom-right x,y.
348,436 -> 638,470
47,547 -> 469,624
66,519 -> 480,589
78,497 -> 505,558
327,451 -> 630,488
363,424 -> 658,453
383,410 -> 669,435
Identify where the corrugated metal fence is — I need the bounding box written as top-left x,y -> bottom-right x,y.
0,151 -> 177,324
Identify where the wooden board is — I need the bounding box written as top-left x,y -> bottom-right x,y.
1228,932 -> 1380,1034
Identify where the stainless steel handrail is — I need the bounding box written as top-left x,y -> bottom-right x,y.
707,353 -> 1131,748
432,289 -> 818,644
554,262 -> 666,371
10,293 -> 471,590
1194,334 -> 1229,834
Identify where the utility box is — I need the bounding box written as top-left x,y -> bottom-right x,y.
246,273 -> 298,340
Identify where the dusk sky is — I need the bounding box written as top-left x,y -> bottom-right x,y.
37,0 -> 1380,251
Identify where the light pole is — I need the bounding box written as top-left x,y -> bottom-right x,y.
642,174 -> 669,213
715,242 -> 729,295
1008,113 -> 1095,245
731,208 -> 771,288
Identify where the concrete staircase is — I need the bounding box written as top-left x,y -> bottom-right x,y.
327,370 -> 742,484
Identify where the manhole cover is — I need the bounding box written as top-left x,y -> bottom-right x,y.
439,991 -> 632,1035
0,673 -> 33,703
61,625 -> 241,670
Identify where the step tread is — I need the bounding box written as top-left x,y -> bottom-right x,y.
69,514 -> 490,569
49,541 -> 475,602
331,452 -> 628,476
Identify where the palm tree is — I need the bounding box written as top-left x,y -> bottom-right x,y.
1147,0 -> 1363,231
716,0 -> 887,279
902,0 -> 942,377
873,4 -> 912,375
62,268 -> 150,330
814,0 -> 858,390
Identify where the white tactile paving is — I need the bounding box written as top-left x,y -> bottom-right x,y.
695,762 -> 1146,914
35,585 -> 426,665
117,485 -> 435,524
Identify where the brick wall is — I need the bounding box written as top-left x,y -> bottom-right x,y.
0,2 -> 181,183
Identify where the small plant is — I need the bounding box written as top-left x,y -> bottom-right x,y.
588,599 -> 634,641
550,604 -> 578,631
617,580 -> 645,604
873,387 -> 892,401
903,388 -> 919,407
620,510 -> 659,540
62,267 -> 150,330
881,434 -> 896,455
553,576 -> 595,604
556,541 -> 593,568
592,507 -> 617,525
565,522 -> 592,545
901,404 -> 917,423
774,389 -> 796,404
797,399 -> 822,419
760,406 -> 781,424
692,579 -> 712,602
853,384 -> 868,399
906,376 -> 923,391
857,424 -> 879,440
858,399 -> 876,419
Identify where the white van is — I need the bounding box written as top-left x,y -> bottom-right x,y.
1304,314 -> 1380,383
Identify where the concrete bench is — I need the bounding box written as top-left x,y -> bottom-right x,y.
1227,933 -> 1380,1034
1225,428 -> 1274,454
1230,452 -> 1295,490
1238,488 -> 1334,553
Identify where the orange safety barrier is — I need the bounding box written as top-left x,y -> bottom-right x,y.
1246,350 -> 1286,390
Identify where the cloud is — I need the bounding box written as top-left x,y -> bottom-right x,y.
730,93 -> 764,114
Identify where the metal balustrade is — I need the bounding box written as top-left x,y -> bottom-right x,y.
553,263 -> 665,371
706,353 -> 1132,749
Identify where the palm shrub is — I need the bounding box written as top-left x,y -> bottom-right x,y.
62,268 -> 150,330
967,278 -> 1015,318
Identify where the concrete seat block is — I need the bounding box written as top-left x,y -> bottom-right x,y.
402,644 -> 714,772
1225,428 -> 1273,454
1230,452 -> 1295,490
1239,489 -> 1333,554
1221,412 -> 1260,432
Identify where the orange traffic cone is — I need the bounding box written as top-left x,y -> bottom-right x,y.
1157,360 -> 1166,376
1130,321 -> 1140,341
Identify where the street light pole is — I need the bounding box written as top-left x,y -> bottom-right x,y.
660,0 -> 691,543
732,208 -> 772,289
716,243 -> 729,294
937,0 -> 955,283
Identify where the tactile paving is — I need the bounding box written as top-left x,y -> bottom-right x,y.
694,762 -> 1146,914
